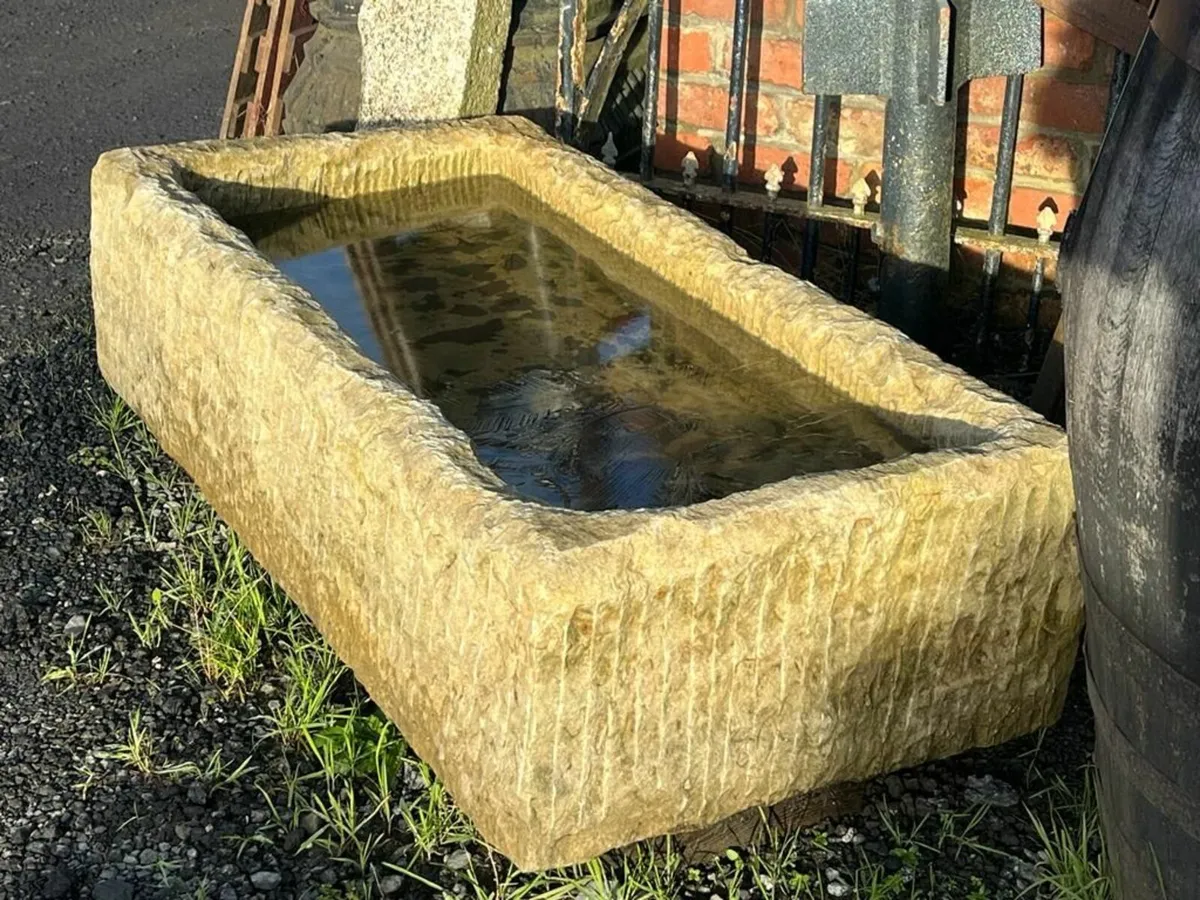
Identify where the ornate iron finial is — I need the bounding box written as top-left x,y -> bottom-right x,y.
1036,205 -> 1057,243
850,177 -> 872,216
681,150 -> 700,187
601,132 -> 619,168
764,162 -> 784,200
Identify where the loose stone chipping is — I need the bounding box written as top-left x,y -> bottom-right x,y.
89,117 -> 1082,871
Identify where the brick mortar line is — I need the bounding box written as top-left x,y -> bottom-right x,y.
663,71 -> 885,105
666,19 -> 1114,84
664,68 -> 1113,101
660,117 -> 1095,158
659,89 -> 1105,146
663,67 -> 1112,119
666,13 -> 800,36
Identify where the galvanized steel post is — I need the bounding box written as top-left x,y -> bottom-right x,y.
875,58 -> 959,341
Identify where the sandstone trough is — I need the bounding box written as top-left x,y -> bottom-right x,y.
90,117 -> 1081,870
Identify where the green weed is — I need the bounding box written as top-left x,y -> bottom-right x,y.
300,785 -> 388,871
165,521 -> 291,693
127,587 -> 171,648
99,709 -> 157,774
1027,773 -> 1111,899
449,846 -> 583,900
198,747 -> 257,791
268,637 -> 349,742
97,584 -> 128,615
88,395 -> 158,544
43,614 -> 116,687
400,761 -> 475,862
99,709 -> 197,778
80,507 -> 116,547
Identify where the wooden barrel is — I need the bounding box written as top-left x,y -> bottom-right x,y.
1062,15 -> 1200,900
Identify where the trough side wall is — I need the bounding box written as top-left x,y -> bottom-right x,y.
88,148 -> 557,855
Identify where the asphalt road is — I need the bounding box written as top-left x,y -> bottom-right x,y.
0,5 -> 266,897
0,0 -> 240,236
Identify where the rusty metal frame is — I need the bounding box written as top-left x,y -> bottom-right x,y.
555,0 -> 582,141
559,0 -> 659,146
220,0 -> 317,139
576,0 -> 650,142
640,0 -> 665,178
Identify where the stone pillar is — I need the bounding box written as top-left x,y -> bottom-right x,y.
357,0 -> 512,126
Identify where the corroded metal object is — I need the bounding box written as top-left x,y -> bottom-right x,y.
90,117 -> 1081,871
764,162 -> 784,199
220,0 -> 318,138
681,149 -> 700,186
850,177 -> 872,216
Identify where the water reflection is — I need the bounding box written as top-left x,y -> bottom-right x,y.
254,193 -> 918,511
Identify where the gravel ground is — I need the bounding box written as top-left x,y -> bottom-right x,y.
0,4 -> 1100,898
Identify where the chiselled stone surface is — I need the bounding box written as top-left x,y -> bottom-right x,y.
357,0 -> 510,126
89,118 -> 1082,871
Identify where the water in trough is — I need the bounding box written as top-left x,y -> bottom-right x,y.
236,179 -> 921,511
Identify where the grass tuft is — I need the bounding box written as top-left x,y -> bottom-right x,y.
80,507 -> 116,547
43,614 -> 116,688
1027,773 -> 1111,899
99,709 -> 159,775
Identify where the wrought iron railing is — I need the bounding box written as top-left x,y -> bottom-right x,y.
553,0 -> 1134,380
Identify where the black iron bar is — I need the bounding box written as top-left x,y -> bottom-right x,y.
802,95 -> 832,281
1106,50 -> 1132,129
639,0 -> 665,181
842,225 -> 860,302
761,211 -> 785,263
974,73 -> 1024,354
1021,256 -> 1046,370
722,0 -> 752,190
556,0 -> 580,142
988,76 -> 1024,232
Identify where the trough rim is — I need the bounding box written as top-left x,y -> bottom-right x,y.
92,115 -> 1065,553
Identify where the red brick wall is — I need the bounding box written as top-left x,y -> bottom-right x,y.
654,1 -> 1116,232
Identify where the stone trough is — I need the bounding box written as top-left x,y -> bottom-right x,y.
89,117 -> 1081,870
